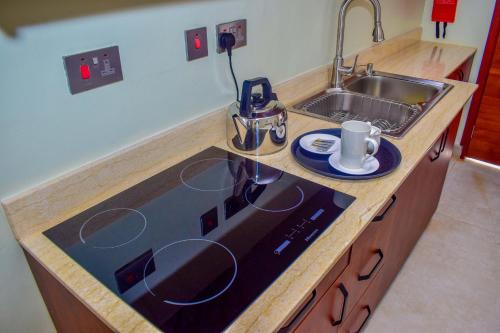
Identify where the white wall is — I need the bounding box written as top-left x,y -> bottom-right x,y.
0,1 -> 424,331
420,0 -> 496,145
341,0 -> 425,56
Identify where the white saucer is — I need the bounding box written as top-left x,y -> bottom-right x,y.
328,154 -> 380,175
299,133 -> 340,155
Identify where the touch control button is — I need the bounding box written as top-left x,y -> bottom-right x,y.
274,240 -> 291,255
310,208 -> 325,221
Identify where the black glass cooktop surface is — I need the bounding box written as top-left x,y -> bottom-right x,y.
44,146 -> 355,332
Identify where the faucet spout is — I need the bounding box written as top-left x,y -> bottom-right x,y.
331,0 -> 385,89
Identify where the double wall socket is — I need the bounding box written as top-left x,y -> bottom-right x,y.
63,46 -> 123,94
217,19 -> 247,53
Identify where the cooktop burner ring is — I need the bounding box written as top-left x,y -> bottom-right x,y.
79,208 -> 147,249
180,158 -> 246,192
143,238 -> 238,306
245,182 -> 305,213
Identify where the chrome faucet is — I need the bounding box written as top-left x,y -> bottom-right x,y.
331,0 -> 385,89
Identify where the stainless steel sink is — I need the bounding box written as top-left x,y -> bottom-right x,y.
293,72 -> 453,138
344,72 -> 450,105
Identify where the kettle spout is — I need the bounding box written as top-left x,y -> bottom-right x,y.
232,114 -> 249,146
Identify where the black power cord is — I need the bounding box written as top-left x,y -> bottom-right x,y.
219,32 -> 239,102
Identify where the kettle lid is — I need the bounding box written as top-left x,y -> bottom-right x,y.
239,77 -> 285,118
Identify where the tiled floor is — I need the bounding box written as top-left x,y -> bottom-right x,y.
366,158 -> 500,333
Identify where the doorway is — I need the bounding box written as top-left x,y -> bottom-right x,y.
461,0 -> 500,165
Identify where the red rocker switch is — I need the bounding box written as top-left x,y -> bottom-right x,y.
194,35 -> 201,50
185,27 -> 208,61
80,64 -> 90,80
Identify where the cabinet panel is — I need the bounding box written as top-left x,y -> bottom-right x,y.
24,250 -> 113,333
385,116 -> 459,281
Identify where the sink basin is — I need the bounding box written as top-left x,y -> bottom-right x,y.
344,72 -> 450,106
294,91 -> 422,138
293,72 -> 453,138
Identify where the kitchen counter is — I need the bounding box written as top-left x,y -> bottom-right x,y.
2,30 -> 478,333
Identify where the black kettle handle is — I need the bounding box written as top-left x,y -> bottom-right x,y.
240,77 -> 274,118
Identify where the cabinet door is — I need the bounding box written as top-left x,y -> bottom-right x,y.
385,116 -> 459,277
383,140 -> 437,275
413,113 -> 460,234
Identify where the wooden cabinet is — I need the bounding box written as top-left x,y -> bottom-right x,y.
294,194 -> 398,332
24,250 -> 113,333
292,115 -> 461,332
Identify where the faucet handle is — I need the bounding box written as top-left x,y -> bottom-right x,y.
347,54 -> 359,75
366,63 -> 374,75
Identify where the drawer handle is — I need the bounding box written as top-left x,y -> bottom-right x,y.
331,283 -> 348,326
358,249 -> 384,281
278,290 -> 317,332
373,195 -> 397,222
440,128 -> 449,153
355,306 -> 372,333
430,133 -> 444,162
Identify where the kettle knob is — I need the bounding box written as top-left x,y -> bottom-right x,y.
251,93 -> 263,105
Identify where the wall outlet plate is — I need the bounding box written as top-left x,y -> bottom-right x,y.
217,19 -> 247,54
185,27 -> 208,61
63,46 -> 123,95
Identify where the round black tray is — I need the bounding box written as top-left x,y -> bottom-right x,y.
291,128 -> 402,180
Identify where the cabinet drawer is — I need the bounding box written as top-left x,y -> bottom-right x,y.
341,195 -> 397,314
280,249 -> 349,332
338,263 -> 389,333
316,248 -> 351,299
338,290 -> 374,333
294,269 -> 350,333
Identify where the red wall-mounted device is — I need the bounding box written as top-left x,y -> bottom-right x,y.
432,0 -> 458,23
432,0 -> 458,38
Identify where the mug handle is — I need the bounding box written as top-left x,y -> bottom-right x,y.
364,137 -> 379,160
367,122 -> 380,137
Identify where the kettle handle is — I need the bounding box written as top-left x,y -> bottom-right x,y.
240,77 -> 275,118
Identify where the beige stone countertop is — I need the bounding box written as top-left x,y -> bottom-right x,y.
373,40 -> 476,80
10,37 -> 477,333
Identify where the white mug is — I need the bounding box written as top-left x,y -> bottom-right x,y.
340,120 -> 380,169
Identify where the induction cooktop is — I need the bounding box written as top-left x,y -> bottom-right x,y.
44,146 -> 355,332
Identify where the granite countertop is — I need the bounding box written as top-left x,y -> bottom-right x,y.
4,36 -> 478,333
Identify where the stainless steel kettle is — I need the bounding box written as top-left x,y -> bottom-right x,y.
227,77 -> 287,155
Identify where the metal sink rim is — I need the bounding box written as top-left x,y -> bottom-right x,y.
292,72 -> 454,139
